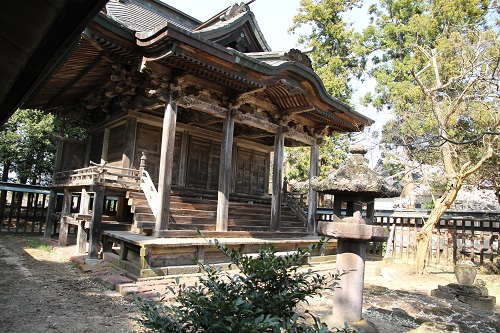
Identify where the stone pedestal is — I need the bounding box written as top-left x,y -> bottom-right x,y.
333,240 -> 366,323
318,218 -> 389,332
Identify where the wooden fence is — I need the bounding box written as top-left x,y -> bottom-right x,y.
374,210 -> 500,265
319,209 -> 500,265
0,182 -> 119,235
0,182 -> 50,234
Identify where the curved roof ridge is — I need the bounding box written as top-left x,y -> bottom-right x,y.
194,3 -> 270,52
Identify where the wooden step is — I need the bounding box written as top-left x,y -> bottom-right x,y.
168,224 -> 216,231
155,230 -> 311,238
127,191 -> 146,199
102,222 -> 132,231
170,208 -> 217,218
169,216 -> 216,224
128,197 -> 148,205
133,205 -> 153,214
169,202 -> 218,211
134,213 -> 155,222
136,221 -> 155,229
170,196 -> 218,205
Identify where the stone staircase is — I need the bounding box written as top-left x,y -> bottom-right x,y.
126,190 -> 307,234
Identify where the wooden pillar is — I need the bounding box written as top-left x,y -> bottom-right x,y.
366,201 -> 375,224
43,189 -> 57,238
76,188 -> 90,254
122,117 -> 137,169
346,201 -> 354,216
271,126 -> 285,231
333,195 -> 342,217
100,127 -> 110,164
88,185 -> 105,259
216,109 -> 235,231
58,188 -> 72,246
264,152 -> 271,195
307,140 -> 319,234
154,92 -> 177,236
44,138 -> 65,238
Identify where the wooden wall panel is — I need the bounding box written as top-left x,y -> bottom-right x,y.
107,124 -> 125,167
171,132 -> 182,185
60,141 -> 86,171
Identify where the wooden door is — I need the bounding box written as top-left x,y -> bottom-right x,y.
186,136 -> 220,190
235,147 -> 268,195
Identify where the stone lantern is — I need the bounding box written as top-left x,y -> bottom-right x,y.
311,145 -> 401,332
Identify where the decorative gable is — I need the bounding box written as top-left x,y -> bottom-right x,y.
193,3 -> 271,53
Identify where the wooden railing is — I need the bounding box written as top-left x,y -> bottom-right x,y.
139,169 -> 158,218
283,183 -> 308,225
54,162 -> 141,189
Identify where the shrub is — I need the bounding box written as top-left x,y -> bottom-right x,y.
134,238 -> 357,333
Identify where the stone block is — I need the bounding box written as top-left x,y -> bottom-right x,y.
98,274 -> 133,290
438,283 -> 484,297
458,295 -> 496,311
167,265 -> 200,275
116,283 -> 138,296
431,288 -> 456,301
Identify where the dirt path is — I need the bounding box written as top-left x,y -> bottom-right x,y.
1,235 -> 499,333
0,235 -> 139,333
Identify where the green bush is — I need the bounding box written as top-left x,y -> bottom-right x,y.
134,238 -> 357,333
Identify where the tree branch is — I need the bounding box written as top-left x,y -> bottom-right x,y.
439,131 -> 500,145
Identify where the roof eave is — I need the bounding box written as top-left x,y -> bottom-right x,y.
0,0 -> 108,126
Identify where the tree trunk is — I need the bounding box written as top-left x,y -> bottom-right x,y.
414,189 -> 457,273
415,139 -> 459,274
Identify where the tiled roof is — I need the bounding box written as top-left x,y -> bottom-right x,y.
105,0 -> 200,32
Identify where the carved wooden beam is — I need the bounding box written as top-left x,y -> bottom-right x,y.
177,96 -> 228,118
280,105 -> 315,116
233,110 -> 316,145
286,128 -> 316,146
234,110 -> 279,133
236,95 -> 278,112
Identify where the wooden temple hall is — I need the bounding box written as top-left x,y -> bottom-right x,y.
25,0 -> 372,277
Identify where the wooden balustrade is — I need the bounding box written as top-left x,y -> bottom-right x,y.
53,162 -> 141,189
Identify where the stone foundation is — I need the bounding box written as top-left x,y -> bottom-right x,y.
431,280 -> 496,310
